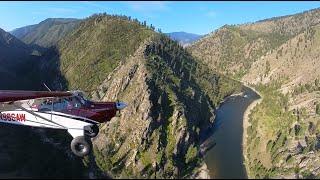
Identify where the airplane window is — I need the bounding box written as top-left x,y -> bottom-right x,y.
53,98 -> 68,111
78,91 -> 88,100
35,96 -> 83,112
68,96 -> 82,109
38,98 -> 53,112
77,95 -> 87,105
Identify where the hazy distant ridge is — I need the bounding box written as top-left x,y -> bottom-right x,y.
166,31 -> 202,46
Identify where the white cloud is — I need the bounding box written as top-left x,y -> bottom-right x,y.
197,5 -> 217,19
125,1 -> 170,13
206,10 -> 217,18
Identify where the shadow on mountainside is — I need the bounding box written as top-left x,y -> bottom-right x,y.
0,47 -> 95,178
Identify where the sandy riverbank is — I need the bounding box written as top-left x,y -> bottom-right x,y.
242,85 -> 262,178
197,163 -> 211,179
191,162 -> 211,179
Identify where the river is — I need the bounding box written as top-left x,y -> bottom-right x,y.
204,87 -> 260,179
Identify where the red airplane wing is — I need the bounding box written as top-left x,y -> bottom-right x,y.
0,90 -> 73,103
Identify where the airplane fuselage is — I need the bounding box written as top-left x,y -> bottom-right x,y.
0,90 -> 127,157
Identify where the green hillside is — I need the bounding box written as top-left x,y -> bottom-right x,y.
188,25 -> 292,80
11,18 -> 80,48
55,14 -> 154,92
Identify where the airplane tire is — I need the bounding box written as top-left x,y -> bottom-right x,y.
84,124 -> 99,138
71,136 -> 91,157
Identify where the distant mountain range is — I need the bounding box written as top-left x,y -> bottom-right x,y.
10,20 -> 202,48
165,31 -> 203,47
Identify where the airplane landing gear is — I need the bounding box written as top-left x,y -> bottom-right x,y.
69,125 -> 98,157
84,124 -> 99,138
71,136 -> 91,157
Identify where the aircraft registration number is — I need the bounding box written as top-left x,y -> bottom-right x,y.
0,113 -> 26,122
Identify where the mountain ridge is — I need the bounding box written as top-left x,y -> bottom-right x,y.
10,18 -> 81,48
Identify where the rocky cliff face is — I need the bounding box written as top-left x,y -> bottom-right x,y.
88,33 -> 241,178
91,38 -> 157,178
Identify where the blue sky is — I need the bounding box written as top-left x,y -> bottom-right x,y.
1,1 -> 320,35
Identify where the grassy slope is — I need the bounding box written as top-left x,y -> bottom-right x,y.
188,25 -> 291,80
245,83 -> 294,178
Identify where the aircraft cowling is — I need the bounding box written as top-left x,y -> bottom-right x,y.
84,102 -> 118,123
